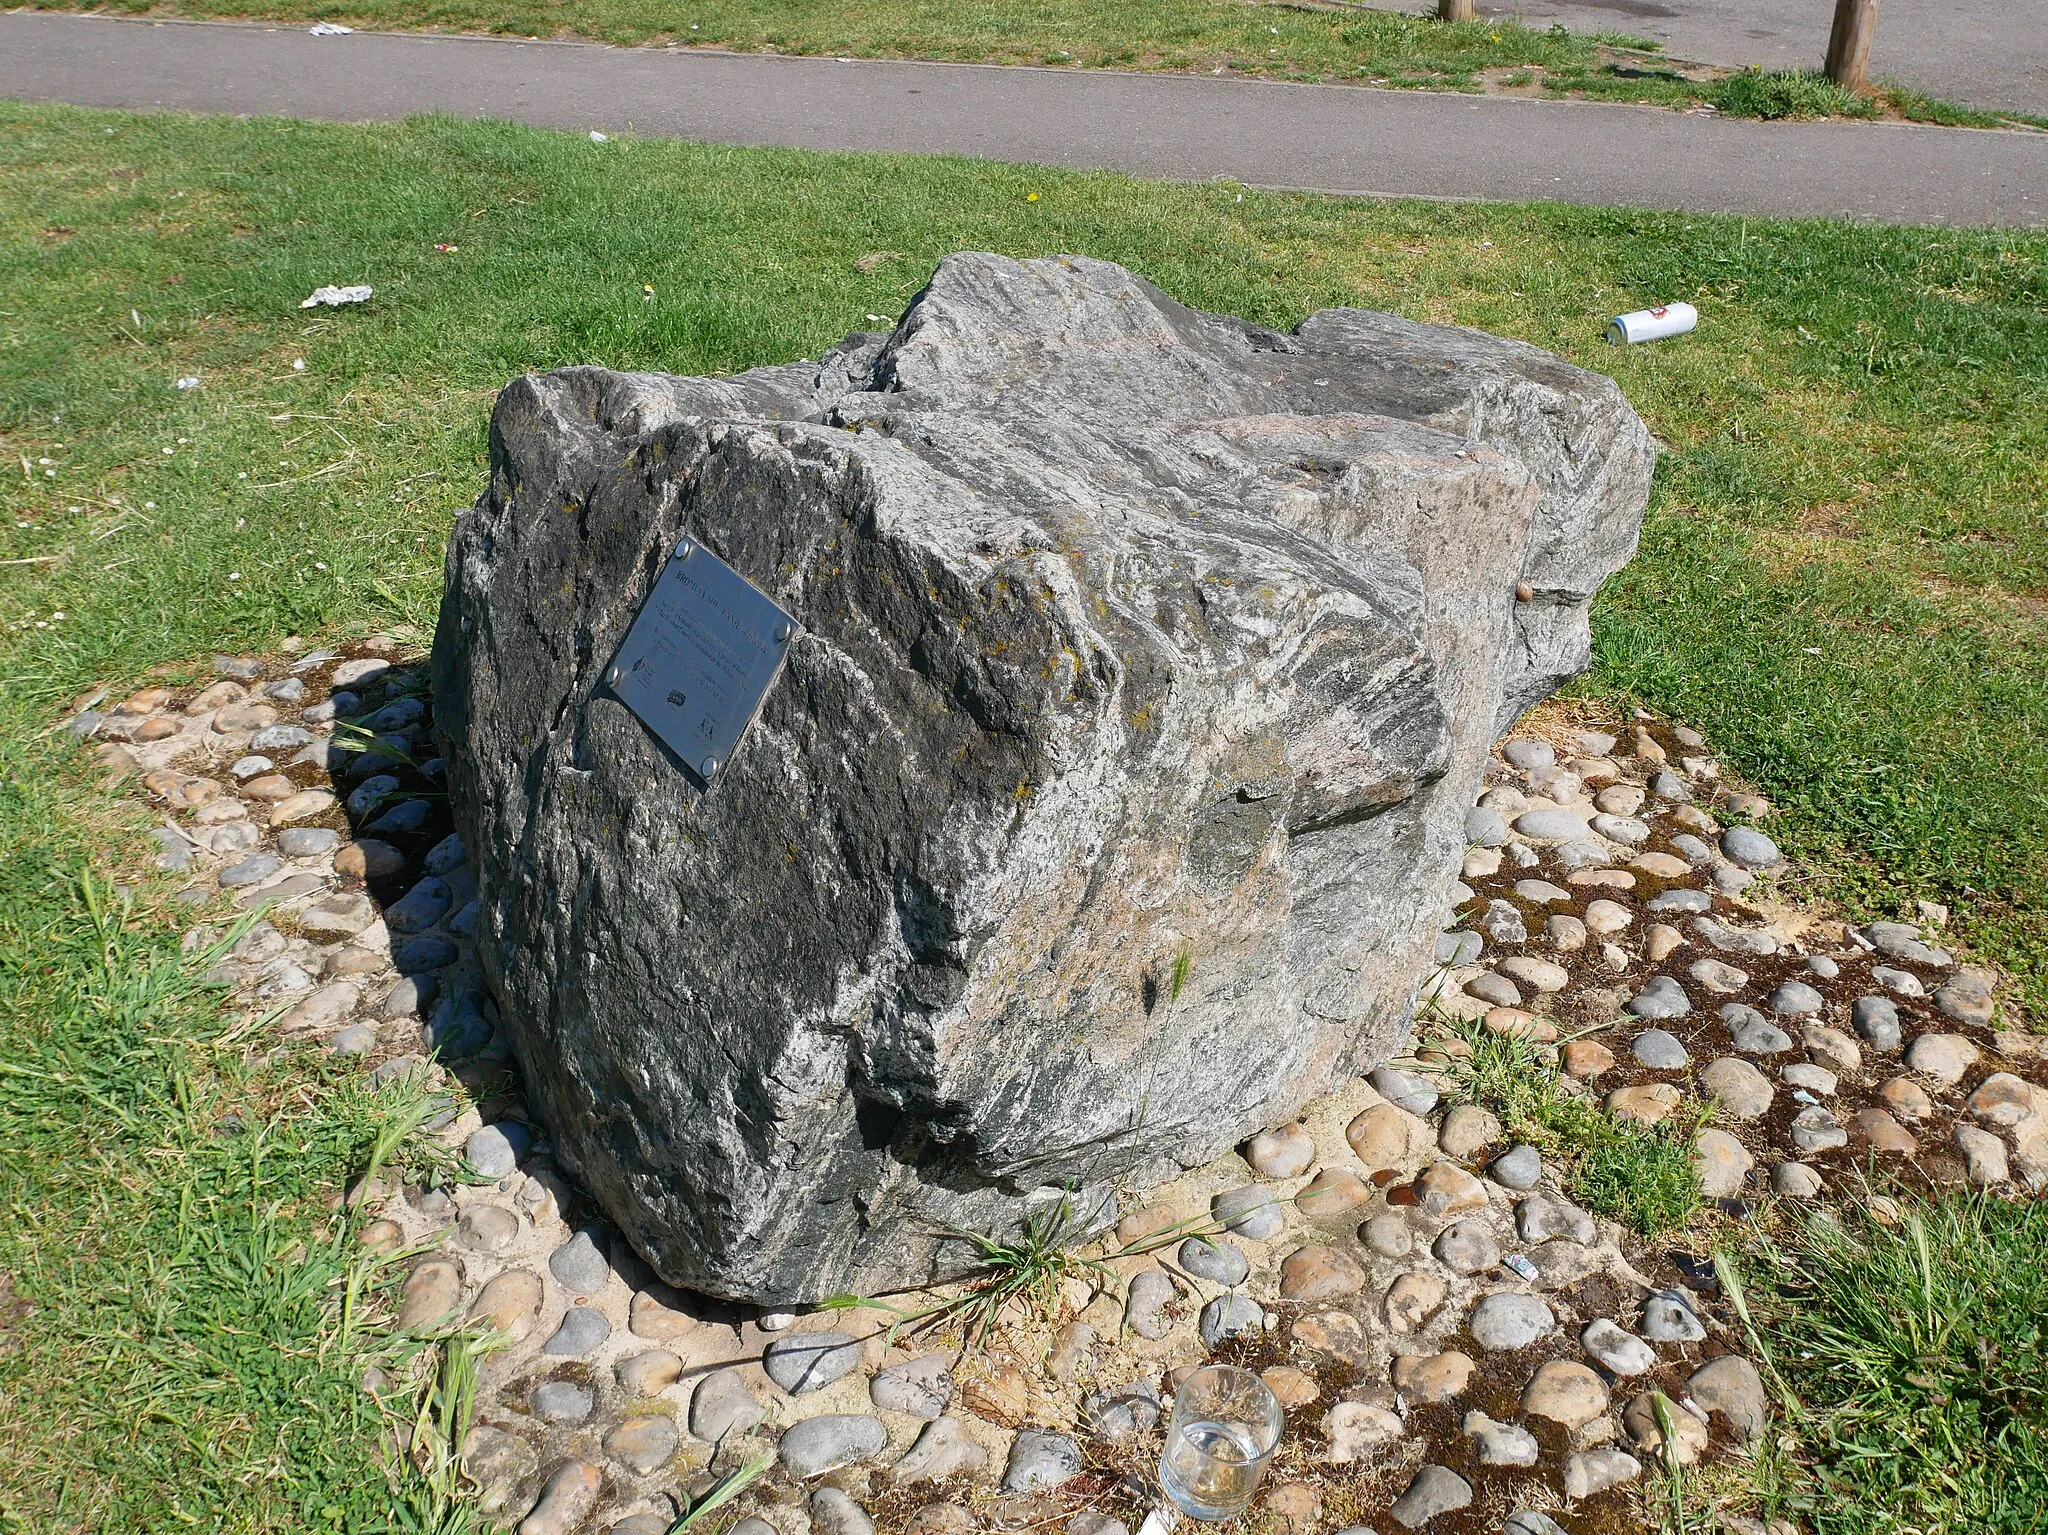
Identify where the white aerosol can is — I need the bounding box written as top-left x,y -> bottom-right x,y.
1606,301 -> 1699,345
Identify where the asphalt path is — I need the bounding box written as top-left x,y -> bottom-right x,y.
2,12 -> 2043,227
1480,0 -> 2048,119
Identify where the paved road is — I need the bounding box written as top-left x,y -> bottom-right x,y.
2,13 -> 2042,227
1486,0 -> 2048,119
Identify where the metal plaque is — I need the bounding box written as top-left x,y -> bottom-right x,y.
606,536 -> 796,784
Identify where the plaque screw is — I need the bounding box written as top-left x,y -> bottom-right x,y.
605,664 -> 623,688
700,756 -> 719,776
677,540 -> 694,561
775,623 -> 792,643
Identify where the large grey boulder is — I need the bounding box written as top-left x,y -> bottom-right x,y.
432,252 -> 1650,1302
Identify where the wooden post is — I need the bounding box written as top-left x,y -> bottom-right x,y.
1824,0 -> 1879,90
1438,0 -> 1476,21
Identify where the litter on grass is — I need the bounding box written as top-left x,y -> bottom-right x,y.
175,376 -> 200,390
300,284 -> 372,309
1607,301 -> 1699,345
590,130 -> 610,143
309,21 -> 353,35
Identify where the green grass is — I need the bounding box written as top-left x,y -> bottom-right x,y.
1428,1015 -> 1704,1237
1720,1197 -> 2048,1533
0,103 -> 2043,1532
21,0 -> 1620,89
0,733 -> 471,1530
1,104 -> 2042,1007
27,0 -> 2048,125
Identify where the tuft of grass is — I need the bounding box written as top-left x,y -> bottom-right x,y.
1716,1196 -> 2048,1532
929,1193 -> 1122,1341
834,1192 -> 1133,1345
1427,1014 -> 1703,1237
1707,67 -> 1877,121
825,1190 -> 1235,1349
387,1326 -> 502,1535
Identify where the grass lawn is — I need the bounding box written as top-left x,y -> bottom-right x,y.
1717,1196 -> 2048,1534
19,0 -> 2048,127
0,747 -> 461,1529
0,103 -> 2044,1528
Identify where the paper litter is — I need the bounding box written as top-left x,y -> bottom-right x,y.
300,284 -> 372,309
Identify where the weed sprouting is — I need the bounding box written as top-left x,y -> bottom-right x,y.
667,1446 -> 776,1534
385,1325 -> 502,1535
1423,1010 -> 1703,1237
823,1192 -> 1233,1350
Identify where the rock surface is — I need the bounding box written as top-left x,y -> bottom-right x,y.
432,251 -> 1653,1300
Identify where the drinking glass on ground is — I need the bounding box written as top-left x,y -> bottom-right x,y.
1158,1364 -> 1285,1521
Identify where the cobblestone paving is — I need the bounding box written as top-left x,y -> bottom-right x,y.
68,644 -> 2040,1535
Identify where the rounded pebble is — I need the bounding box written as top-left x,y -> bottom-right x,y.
1581,1317 -> 1657,1376
1853,995 -> 1903,1049
1488,1144 -> 1542,1190
1699,1056 -> 1773,1119
1766,980 -> 1826,1016
1632,1029 -> 1690,1069
870,1355 -> 953,1419
1212,1185 -> 1285,1241
691,1368 -> 765,1442
1640,1289 -> 1707,1343
1626,977 -> 1691,1020
1771,1161 -> 1824,1197
764,1331 -> 863,1395
1433,1220 -> 1498,1275
549,1230 -> 612,1296
1723,1003 -> 1794,1054
1178,1235 -> 1249,1287
779,1413 -> 886,1478
605,1413 -> 679,1475
532,1380 -> 594,1424
277,826 -> 340,857
1513,810 -> 1589,842
810,1488 -> 876,1535
543,1306 -> 611,1357
218,853 -> 284,889
1199,1294 -> 1264,1348
1464,807 -> 1507,847
1389,1465 -> 1471,1528
1720,826 -> 1781,869
1468,1293 -> 1555,1351
1369,1066 -> 1441,1116
1001,1430 -> 1082,1493
467,1122 -> 533,1179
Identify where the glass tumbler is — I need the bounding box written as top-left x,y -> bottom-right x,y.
1157,1364 -> 1285,1521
